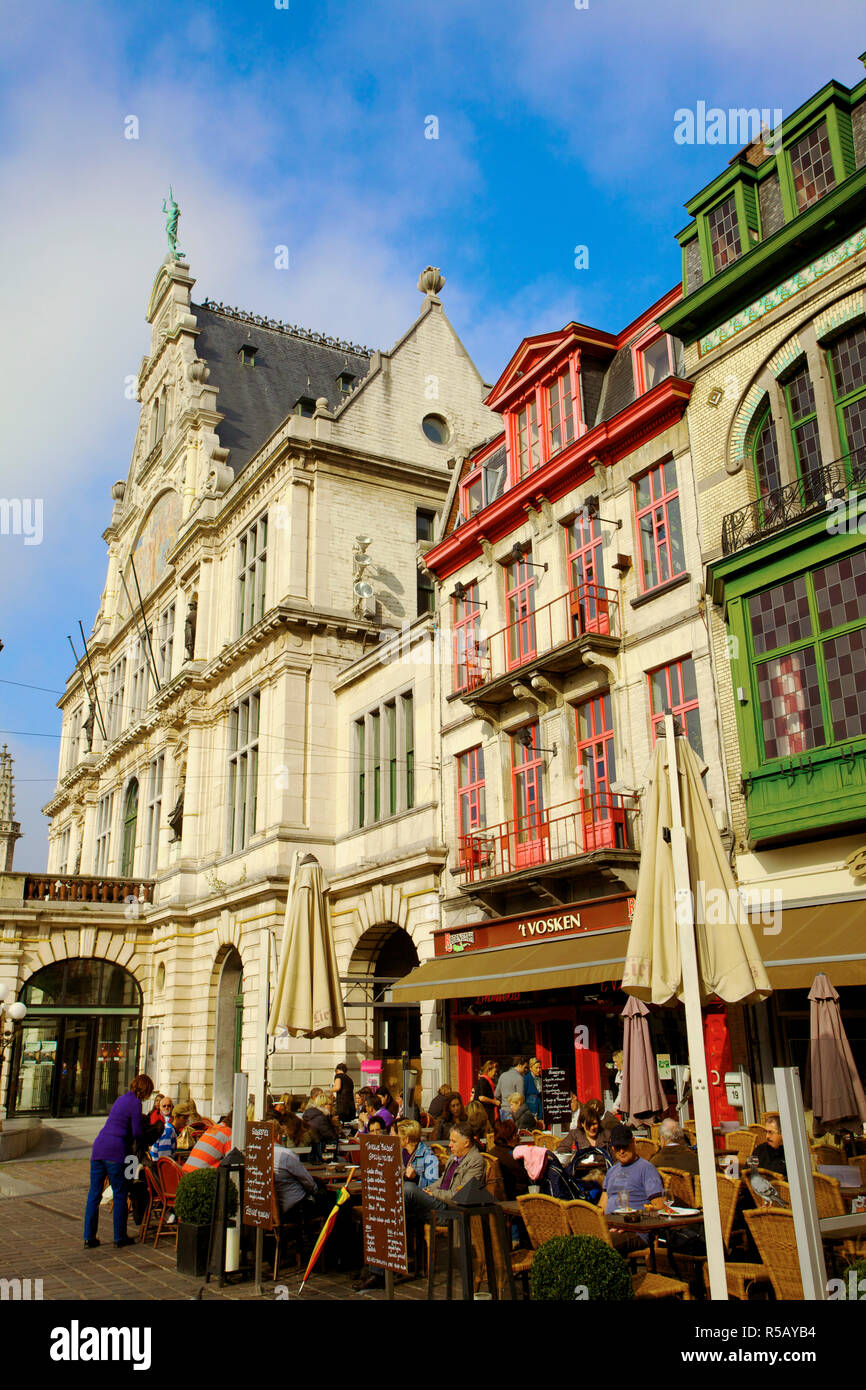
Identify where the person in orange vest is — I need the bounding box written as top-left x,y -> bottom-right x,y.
181,1112 -> 234,1174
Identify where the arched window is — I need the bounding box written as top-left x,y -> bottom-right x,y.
150,397 -> 159,445
827,323 -> 866,475
156,391 -> 166,440
120,779 -> 138,878
751,401 -> 782,498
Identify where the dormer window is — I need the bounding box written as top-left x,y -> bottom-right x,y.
459,445 -> 507,520
239,345 -> 257,366
337,371 -> 355,393
295,396 -> 317,417
706,195 -> 741,274
547,365 -> 576,456
633,330 -> 684,394
516,398 -> 541,478
789,121 -> 835,213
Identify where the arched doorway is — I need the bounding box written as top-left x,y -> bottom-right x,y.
346,924 -> 420,1096
121,779 -> 139,877
212,948 -> 243,1118
8,959 -> 142,1117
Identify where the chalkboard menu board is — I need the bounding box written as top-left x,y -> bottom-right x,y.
243,1120 -> 278,1228
542,1067 -> 572,1130
360,1133 -> 408,1274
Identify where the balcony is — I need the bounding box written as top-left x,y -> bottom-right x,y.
22,874 -> 154,905
455,793 -> 640,906
453,583 -> 621,707
720,448 -> 866,556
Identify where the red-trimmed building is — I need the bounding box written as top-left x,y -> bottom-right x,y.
394,288 -> 749,1124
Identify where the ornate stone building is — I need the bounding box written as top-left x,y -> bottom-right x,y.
0,252 -> 497,1117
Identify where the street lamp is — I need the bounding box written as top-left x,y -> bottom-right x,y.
0,980 -> 26,1128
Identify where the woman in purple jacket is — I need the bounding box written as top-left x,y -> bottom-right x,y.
83,1074 -> 154,1249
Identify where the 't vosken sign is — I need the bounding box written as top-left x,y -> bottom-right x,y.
517,913 -> 581,937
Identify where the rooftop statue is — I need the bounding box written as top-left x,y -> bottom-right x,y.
162,187 -> 185,261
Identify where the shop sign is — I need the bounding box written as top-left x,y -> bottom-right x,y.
657,1053 -> 672,1080
434,895 -> 636,958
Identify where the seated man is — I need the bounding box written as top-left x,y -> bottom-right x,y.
753,1115 -> 787,1177
649,1118 -> 699,1176
273,1129 -> 318,1217
602,1124 -> 664,1225
181,1113 -> 233,1174
403,1121 -> 487,1222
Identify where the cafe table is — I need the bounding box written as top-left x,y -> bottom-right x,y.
605,1209 -> 705,1274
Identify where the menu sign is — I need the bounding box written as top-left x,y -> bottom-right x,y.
542,1067 -> 572,1130
360,1133 -> 408,1275
243,1120 -> 278,1228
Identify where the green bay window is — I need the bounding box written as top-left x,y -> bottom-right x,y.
827,323 -> 866,468
747,553 -> 866,763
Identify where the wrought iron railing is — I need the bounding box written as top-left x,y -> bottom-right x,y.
456,793 -> 639,884
23,874 -> 154,904
721,447 -> 866,556
453,583 -> 620,695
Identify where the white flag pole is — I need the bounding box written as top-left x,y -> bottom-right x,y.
665,711 -> 728,1301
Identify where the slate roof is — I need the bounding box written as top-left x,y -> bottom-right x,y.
193,302 -> 373,475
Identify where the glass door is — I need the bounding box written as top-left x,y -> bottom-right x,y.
12,1020 -> 60,1113
57,1017 -> 96,1117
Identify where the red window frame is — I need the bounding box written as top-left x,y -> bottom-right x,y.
546,362 -> 577,457
457,746 -> 486,838
504,553 -> 537,669
565,512 -> 608,635
633,459 -> 685,592
648,657 -> 703,758
575,696 -> 624,850
632,328 -> 680,395
452,582 -> 483,693
510,723 -> 547,866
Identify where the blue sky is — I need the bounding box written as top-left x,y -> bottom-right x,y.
1,0 -> 862,861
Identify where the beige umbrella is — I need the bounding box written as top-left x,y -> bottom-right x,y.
620,996 -> 667,1121
268,853 -> 346,1038
622,717 -> 772,1301
808,972 -> 866,1134
622,735 -> 771,1006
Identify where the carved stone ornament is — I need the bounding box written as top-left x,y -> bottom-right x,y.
188,358 -> 211,384
417,266 -> 445,296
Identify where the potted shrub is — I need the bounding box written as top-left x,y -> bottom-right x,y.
174,1167 -> 238,1277
528,1234 -> 635,1301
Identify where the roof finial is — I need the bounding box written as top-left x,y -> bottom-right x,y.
0,744 -> 22,872
417,266 -> 445,297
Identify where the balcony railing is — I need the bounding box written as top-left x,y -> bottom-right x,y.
23,874 -> 154,904
456,793 -> 639,885
453,583 -> 620,695
720,448 -> 866,556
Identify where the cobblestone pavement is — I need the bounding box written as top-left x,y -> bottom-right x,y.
0,1154 -> 447,1302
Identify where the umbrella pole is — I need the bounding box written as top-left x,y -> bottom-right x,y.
664,713 -> 728,1301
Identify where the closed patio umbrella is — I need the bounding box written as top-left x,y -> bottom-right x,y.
808,972 -> 866,1134
620,996 -> 667,1121
622,716 -> 772,1300
268,853 -> 346,1039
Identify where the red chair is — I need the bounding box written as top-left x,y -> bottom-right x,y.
139,1166 -> 164,1243
154,1158 -> 182,1247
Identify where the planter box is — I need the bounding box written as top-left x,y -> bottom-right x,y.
176,1222 -> 211,1278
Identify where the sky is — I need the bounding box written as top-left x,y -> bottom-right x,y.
0,0 -> 863,862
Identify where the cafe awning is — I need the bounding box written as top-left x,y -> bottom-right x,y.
390,926 -> 630,1003
758,898 -> 866,988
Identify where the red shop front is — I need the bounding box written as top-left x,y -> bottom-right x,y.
393,894 -> 740,1124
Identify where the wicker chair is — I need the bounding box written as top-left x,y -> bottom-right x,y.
848,1156 -> 866,1186
744,1209 -> 803,1300
656,1166 -> 695,1207
811,1144 -> 843,1168
633,1138 -> 657,1161
724,1130 -> 759,1164
481,1153 -> 507,1203
533,1133 -> 563,1152
812,1171 -> 845,1219
516,1193 -> 570,1245
561,1199 -> 690,1299
694,1173 -> 772,1300
746,1124 -> 766,1136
